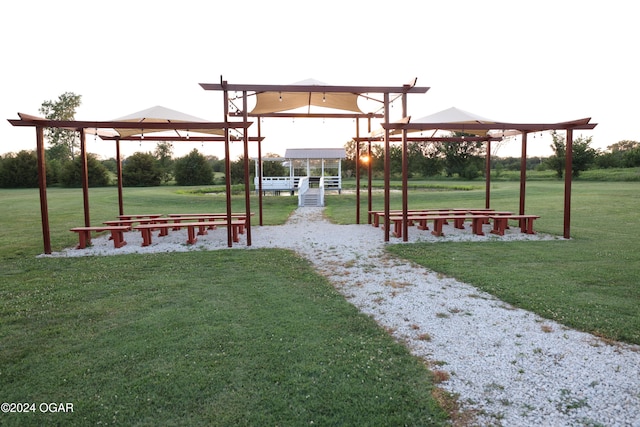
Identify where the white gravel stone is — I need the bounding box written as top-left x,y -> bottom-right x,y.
42,207 -> 640,426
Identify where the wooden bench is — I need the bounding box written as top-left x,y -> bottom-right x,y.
134,220 -> 245,246
70,226 -> 131,249
386,214 -> 490,238
370,209 -> 456,228
118,214 -> 163,220
103,218 -> 161,227
167,213 -> 252,233
489,214 -> 540,235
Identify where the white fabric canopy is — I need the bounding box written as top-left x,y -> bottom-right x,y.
250,79 -> 364,115
408,106 -> 499,136
111,105 -> 225,138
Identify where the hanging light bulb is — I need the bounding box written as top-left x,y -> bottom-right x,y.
279,92 -> 282,102
322,93 -> 326,103
186,130 -> 190,140
141,129 -> 144,140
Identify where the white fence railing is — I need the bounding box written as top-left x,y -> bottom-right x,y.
318,177 -> 325,207
297,177 -> 310,207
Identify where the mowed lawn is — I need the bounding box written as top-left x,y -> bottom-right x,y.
1,179 -> 638,425
327,180 -> 640,345
0,187 -> 449,426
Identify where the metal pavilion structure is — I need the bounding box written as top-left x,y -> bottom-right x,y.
8,76 -> 597,254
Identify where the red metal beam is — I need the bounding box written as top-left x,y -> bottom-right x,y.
382,119 -> 597,132
200,82 -> 430,95
231,112 -> 384,119
9,118 -> 251,131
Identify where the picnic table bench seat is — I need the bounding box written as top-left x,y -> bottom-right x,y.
489,214 -> 540,235
118,214 -> 163,220
386,214 -> 491,238
167,213 -> 252,232
70,225 -> 131,249
134,220 -> 245,246
103,218 -> 161,227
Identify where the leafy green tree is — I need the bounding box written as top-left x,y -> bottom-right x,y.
173,149 -> 213,186
623,147 -> 640,167
229,155 -> 255,185
547,132 -> 598,178
39,92 -> 82,162
439,133 -> 485,178
410,141 -> 444,177
0,151 -> 39,188
260,155 -> 286,177
122,152 -> 162,187
101,158 -> 118,174
607,140 -> 640,153
59,153 -> 110,187
208,156 -> 225,173
154,142 -> 174,184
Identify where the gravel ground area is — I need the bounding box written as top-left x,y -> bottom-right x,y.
45,207 -> 640,426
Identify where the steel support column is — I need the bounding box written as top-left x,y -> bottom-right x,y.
242,91 -> 252,246
36,126 -> 51,254
485,139 -> 491,209
519,132 -> 528,215
563,129 -> 574,239
355,118 -> 361,224
383,93 -> 390,242
116,139 -> 124,216
80,130 -> 90,227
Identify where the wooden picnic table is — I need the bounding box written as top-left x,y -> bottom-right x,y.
103,218 -> 161,227
166,213 -> 252,233
489,214 -> 540,235
118,214 -> 163,220
369,209 -> 460,228
70,225 -> 131,249
134,219 -> 245,246
387,214 -> 491,238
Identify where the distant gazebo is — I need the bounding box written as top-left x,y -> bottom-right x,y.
254,147 -> 346,206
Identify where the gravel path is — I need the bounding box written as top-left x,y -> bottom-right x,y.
47,207 -> 640,426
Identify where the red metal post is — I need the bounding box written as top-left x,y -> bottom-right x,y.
485,140 -> 491,209
355,118 -> 361,224
383,93 -> 390,242
223,82 -> 233,247
257,118 -> 263,226
36,126 -> 51,254
519,132 -> 528,215
242,90 -> 252,246
80,130 -> 90,227
401,93 -> 408,242
563,129 -> 573,239
116,139 -> 124,216
367,119 -> 372,224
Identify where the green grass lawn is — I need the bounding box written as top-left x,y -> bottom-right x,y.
0,187 -> 449,426
328,180 -> 640,345
1,179 -> 639,425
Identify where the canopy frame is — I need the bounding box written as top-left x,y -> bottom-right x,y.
8,113 -> 252,253
200,77 -> 430,226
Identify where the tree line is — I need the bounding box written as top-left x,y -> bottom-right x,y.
2,92 -> 640,188
343,134 -> 640,180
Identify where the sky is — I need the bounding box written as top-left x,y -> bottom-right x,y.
2,0 -> 637,161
